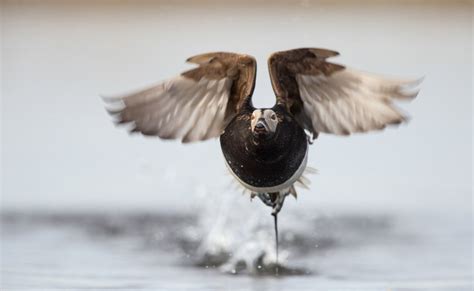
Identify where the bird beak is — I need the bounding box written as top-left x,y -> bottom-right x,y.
253,119 -> 268,134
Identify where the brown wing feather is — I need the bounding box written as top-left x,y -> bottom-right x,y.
268,48 -> 420,138
183,52 -> 256,113
103,52 -> 256,143
268,48 -> 344,138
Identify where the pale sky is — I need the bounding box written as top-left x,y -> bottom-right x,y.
1,1 -> 472,212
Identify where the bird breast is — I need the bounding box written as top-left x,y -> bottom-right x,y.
219,112 -> 308,192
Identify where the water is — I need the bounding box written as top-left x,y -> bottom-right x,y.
2,199 -> 471,290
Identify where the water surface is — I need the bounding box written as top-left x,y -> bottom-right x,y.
2,206 -> 471,291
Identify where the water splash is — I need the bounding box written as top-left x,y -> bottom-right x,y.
182,182 -> 310,276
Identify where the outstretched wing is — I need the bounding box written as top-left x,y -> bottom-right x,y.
103,52 -> 256,143
268,48 -> 421,138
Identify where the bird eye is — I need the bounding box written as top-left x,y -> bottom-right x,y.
271,114 -> 276,120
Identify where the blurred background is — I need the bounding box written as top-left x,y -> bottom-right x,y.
1,0 -> 472,290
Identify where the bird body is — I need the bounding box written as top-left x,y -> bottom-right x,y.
220,105 -> 308,195
103,48 -> 421,214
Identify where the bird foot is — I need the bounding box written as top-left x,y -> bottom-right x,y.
257,193 -> 274,207
257,192 -> 289,215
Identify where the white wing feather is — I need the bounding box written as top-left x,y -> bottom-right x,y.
296,68 -> 422,135
103,76 -> 233,142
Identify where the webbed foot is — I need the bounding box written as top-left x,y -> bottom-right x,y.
257,193 -> 274,207
271,192 -> 289,216
257,191 -> 290,215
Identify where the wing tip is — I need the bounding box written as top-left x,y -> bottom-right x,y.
100,94 -> 122,103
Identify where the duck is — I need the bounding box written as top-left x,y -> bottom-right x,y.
103,48 -> 421,215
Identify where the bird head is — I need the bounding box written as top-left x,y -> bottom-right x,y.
251,109 -> 280,140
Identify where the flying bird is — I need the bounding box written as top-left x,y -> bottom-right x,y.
103,48 -> 421,215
